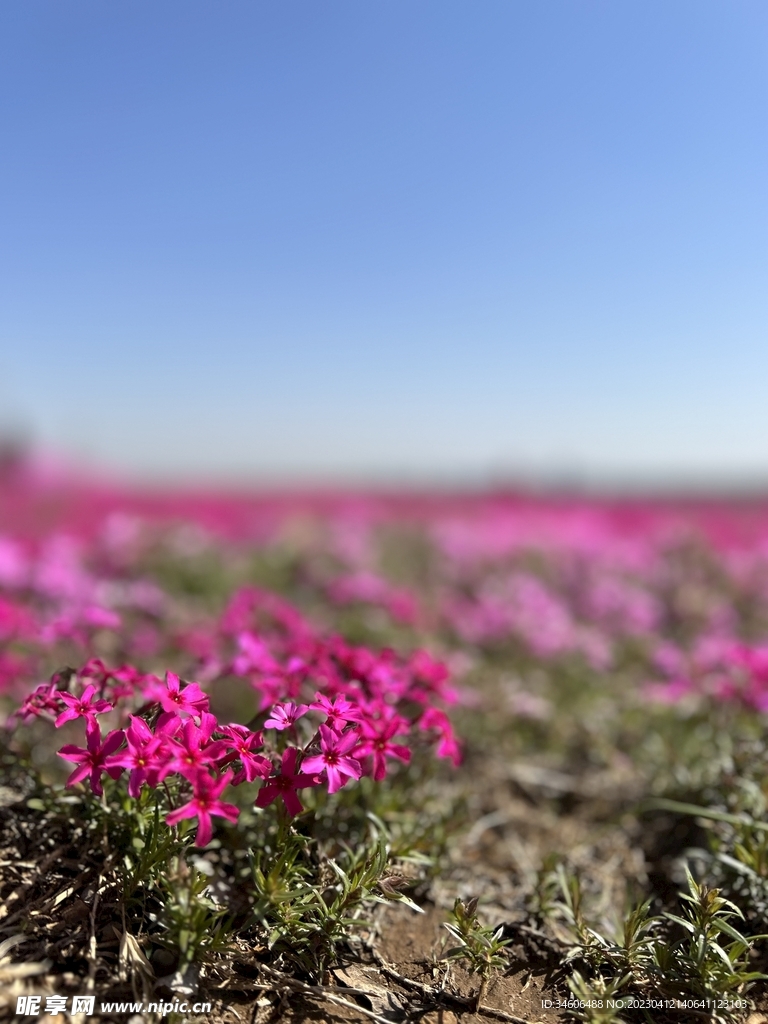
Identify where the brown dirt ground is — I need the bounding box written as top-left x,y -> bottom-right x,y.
1,740 -> 764,1023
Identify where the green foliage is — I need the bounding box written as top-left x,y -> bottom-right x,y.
567,971 -> 632,1024
663,867 -> 767,998
116,786 -> 188,903
155,855 -> 233,969
539,861 -> 767,1017
247,811 -> 422,979
442,896 -> 510,979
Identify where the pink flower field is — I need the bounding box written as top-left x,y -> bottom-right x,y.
3,457 -> 768,1022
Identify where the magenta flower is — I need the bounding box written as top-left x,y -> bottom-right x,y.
58,722 -> 125,796
219,724 -> 271,784
302,725 -> 362,794
255,747 -> 321,817
165,770 -> 239,847
354,714 -> 411,781
83,604 -> 121,630
232,631 -> 279,675
418,707 -> 461,766
105,663 -> 147,702
154,671 -> 209,717
309,692 -> 364,732
263,701 -> 309,731
164,711 -> 229,781
643,678 -> 695,705
14,680 -> 64,723
55,684 -> 113,728
106,715 -> 176,797
250,674 -> 292,711
409,649 -> 450,691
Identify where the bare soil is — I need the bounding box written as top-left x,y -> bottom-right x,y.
0,731 -> 728,1024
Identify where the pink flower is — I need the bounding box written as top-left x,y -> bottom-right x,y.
14,680 -> 63,722
409,649 -> 450,692
166,770 -> 239,847
302,725 -> 362,794
232,631 -> 279,675
58,722 -> 125,796
354,713 -> 412,780
218,724 -> 271,784
97,662 -> 145,703
263,701 -> 309,731
418,707 -> 461,766
83,605 -> 122,631
643,678 -> 695,704
55,684 -> 113,728
106,714 -> 178,797
309,692 -> 364,732
152,671 -> 209,717
255,747 -> 321,817
164,712 -> 229,781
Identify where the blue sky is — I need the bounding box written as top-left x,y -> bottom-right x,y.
1,1 -> 766,483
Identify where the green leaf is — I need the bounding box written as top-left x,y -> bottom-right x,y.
663,913 -> 695,933
712,918 -> 750,945
708,941 -> 737,972
393,893 -> 425,913
647,798 -> 768,832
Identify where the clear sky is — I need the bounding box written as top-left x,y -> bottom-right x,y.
0,1 -> 766,484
